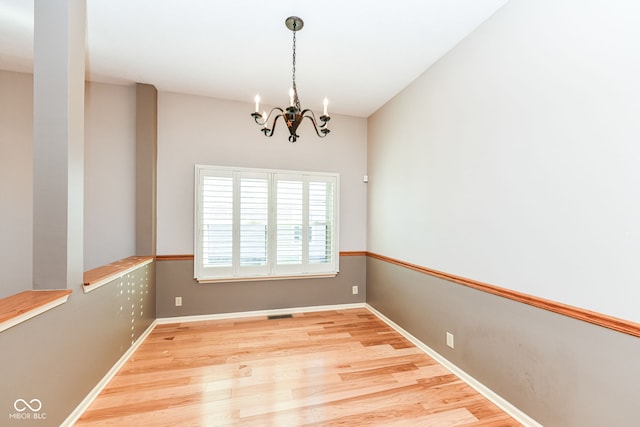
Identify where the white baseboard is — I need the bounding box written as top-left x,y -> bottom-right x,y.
60,319 -> 158,427
155,302 -> 366,324
365,304 -> 542,427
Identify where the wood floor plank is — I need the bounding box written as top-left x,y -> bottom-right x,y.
75,308 -> 522,426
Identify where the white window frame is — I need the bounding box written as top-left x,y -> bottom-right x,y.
194,165 -> 339,283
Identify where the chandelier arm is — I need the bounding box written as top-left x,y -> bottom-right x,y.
301,109 -> 330,128
301,110 -> 331,138
265,107 -> 284,127
251,107 -> 284,127
261,112 -> 288,138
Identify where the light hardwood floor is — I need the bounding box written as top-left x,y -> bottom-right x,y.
75,308 -> 521,426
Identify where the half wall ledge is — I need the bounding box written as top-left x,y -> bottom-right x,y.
0,289 -> 72,333
83,256 -> 154,293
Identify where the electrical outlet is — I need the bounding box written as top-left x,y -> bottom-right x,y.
175,296 -> 182,307
352,285 -> 359,295
446,332 -> 454,349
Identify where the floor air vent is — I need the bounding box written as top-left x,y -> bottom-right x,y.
268,314 -> 293,320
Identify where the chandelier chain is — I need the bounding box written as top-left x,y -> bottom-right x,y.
291,23 -> 301,110
292,27 -> 296,88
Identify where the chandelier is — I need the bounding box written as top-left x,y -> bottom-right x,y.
251,16 -> 330,143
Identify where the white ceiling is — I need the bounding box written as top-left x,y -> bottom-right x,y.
0,0 -> 508,118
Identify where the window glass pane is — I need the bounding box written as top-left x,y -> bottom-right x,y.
276,179 -> 303,265
202,176 -> 233,267
240,177 -> 268,266
309,180 -> 333,264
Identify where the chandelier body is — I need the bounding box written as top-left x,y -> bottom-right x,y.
251,16 -> 330,143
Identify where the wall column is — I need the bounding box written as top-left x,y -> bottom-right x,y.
135,83 -> 158,256
33,0 -> 86,289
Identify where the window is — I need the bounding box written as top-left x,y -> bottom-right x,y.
195,165 -> 339,282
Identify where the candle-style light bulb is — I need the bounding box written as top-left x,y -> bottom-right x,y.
323,97 -> 329,116
254,94 -> 260,113
262,110 -> 268,127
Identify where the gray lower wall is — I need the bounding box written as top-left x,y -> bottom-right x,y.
366,257 -> 640,427
7,254 -> 637,426
156,255 -> 366,317
0,262 -> 155,427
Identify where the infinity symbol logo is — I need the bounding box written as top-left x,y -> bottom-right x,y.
14,398 -> 42,412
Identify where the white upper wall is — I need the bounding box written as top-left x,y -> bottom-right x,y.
157,92 -> 367,255
367,0 -> 640,323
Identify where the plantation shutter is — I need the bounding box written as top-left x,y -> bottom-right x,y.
195,165 -> 339,282
197,170 -> 234,278
274,175 -> 304,274
238,173 -> 269,276
307,176 -> 337,273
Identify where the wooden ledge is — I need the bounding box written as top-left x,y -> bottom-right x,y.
83,256 -> 154,293
0,290 -> 72,333
156,254 -> 194,261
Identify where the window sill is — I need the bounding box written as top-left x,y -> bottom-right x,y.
196,272 -> 338,284
0,290 -> 72,333
83,256 -> 154,293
